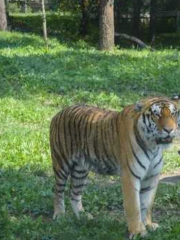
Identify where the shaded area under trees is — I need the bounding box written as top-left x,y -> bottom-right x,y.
4,0 -> 180,50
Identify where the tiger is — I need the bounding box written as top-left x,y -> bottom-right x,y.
50,96 -> 179,239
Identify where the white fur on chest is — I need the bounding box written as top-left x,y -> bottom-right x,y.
144,149 -> 163,180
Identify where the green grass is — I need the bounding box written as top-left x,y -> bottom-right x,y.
0,31 -> 180,240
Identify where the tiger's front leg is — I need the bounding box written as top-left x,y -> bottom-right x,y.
140,174 -> 160,231
121,171 -> 147,239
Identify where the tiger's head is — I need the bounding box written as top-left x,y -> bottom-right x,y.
136,97 -> 180,146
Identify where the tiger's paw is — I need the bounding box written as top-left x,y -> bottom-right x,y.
78,211 -> 94,220
129,222 -> 147,239
146,222 -> 159,231
86,213 -> 94,220
53,209 -> 65,220
129,230 -> 147,239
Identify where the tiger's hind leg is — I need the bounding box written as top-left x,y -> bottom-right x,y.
70,164 -> 89,218
53,165 -> 70,220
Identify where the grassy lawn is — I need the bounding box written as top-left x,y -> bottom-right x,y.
0,31 -> 180,240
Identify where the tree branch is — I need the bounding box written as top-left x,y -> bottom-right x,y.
115,33 -> 154,50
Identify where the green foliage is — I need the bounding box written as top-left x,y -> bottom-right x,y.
10,13 -> 81,42
0,31 -> 180,239
8,3 -> 21,13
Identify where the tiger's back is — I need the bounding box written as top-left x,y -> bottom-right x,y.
50,105 -> 121,175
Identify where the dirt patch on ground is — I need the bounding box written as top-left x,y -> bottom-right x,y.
160,138 -> 180,185
160,173 -> 180,185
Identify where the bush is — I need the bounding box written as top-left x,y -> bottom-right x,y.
10,13 -> 81,42
8,3 -> 21,13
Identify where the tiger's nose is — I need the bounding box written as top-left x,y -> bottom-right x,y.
163,127 -> 174,134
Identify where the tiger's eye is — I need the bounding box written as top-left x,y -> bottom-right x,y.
153,113 -> 160,118
171,111 -> 177,117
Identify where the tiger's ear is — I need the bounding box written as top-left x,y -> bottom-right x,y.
135,102 -> 143,112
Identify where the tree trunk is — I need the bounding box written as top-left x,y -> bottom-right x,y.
149,0 -> 156,43
0,0 -> 7,31
132,0 -> 141,38
42,0 -> 48,48
99,0 -> 114,51
5,0 -> 10,26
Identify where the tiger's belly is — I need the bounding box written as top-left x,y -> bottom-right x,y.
88,158 -> 121,175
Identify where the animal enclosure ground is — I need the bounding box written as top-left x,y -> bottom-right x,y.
0,32 -> 180,240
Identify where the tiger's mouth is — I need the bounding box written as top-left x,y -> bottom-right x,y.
156,136 -> 173,145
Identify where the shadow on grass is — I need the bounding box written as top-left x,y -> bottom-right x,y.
1,166 -> 180,240
0,33 -> 46,49
0,167 -> 127,240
